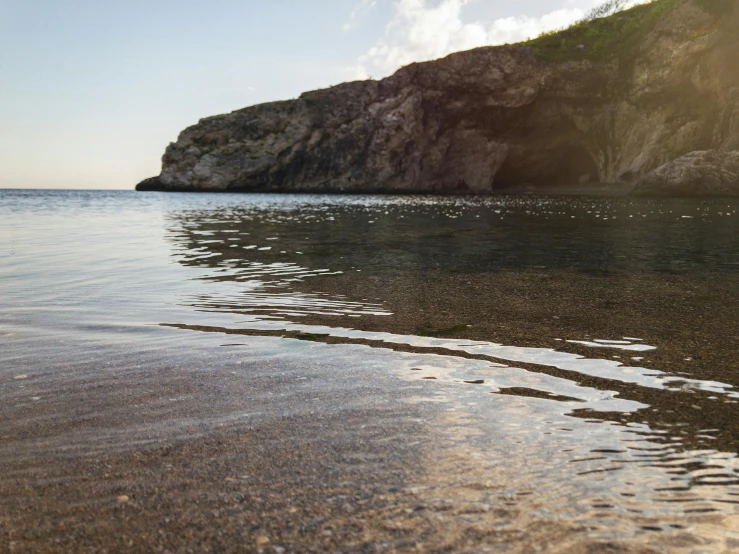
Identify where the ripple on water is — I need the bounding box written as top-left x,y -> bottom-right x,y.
4,191 -> 739,548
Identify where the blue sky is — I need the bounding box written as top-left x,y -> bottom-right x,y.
0,0 -> 615,189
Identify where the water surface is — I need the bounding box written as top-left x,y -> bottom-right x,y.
3,190 -> 739,551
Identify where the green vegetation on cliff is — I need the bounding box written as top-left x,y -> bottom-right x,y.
694,0 -> 735,15
525,0 -> 731,62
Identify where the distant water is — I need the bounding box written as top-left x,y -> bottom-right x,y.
4,189 -> 739,549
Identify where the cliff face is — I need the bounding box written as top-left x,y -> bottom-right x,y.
138,0 -> 739,194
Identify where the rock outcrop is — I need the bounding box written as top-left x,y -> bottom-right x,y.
633,150 -> 739,195
137,0 -> 739,195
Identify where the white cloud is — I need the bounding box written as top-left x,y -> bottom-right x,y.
343,0 -> 378,31
355,0 -> 648,78
485,9 -> 584,46
358,0 -> 488,75
343,64 -> 372,81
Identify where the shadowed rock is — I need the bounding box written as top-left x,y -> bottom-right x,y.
135,177 -> 165,191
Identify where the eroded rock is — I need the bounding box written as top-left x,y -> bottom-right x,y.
633,150 -> 739,196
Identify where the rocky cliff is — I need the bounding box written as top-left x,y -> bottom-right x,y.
137,0 -> 739,195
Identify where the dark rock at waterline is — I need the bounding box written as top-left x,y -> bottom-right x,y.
136,0 -> 739,195
135,177 -> 165,191
633,150 -> 739,196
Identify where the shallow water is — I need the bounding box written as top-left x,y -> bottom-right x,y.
3,190 -> 739,551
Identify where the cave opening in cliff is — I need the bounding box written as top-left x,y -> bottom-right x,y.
552,146 -> 598,185
554,147 -> 599,185
493,146 -> 600,190
492,157 -> 529,190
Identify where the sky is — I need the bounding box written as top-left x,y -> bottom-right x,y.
0,0 -> 625,189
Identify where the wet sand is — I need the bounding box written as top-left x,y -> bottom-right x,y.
5,269 -> 739,552
5,331 -> 738,553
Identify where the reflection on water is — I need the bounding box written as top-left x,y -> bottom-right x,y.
163,194 -> 739,540
166,194 -> 739,400
4,190 -> 739,549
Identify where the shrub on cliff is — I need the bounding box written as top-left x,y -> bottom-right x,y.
525,0 -> 728,63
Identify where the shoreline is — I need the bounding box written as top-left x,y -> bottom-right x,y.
134,181 -> 643,197
135,180 -> 737,198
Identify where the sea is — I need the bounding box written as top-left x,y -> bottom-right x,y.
3,189 -> 739,551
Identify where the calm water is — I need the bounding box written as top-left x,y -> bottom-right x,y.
3,189 -> 739,551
